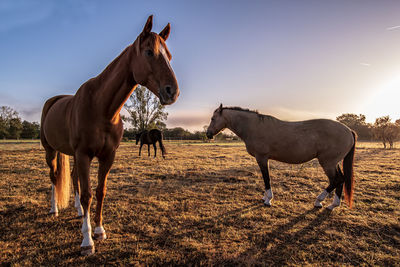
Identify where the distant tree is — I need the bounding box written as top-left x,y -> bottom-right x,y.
123,85 -> 168,132
336,113 -> 372,140
372,116 -> 399,149
163,127 -> 191,140
386,120 -> 400,149
7,118 -> 23,139
20,121 -> 40,139
0,106 -> 22,139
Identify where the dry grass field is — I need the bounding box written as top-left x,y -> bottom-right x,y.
0,140 -> 399,266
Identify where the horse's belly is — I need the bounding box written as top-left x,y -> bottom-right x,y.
271,147 -> 316,164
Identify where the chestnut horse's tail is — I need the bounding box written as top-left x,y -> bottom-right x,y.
343,130 -> 357,208
55,152 -> 71,209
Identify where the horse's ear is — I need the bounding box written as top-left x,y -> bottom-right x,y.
218,103 -> 223,114
142,15 -> 153,36
159,23 -> 170,41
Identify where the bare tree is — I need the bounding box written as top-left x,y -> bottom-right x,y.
123,85 -> 168,132
372,116 -> 400,149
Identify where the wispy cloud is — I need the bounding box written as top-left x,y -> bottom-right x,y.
387,25 -> 400,31
360,63 -> 371,67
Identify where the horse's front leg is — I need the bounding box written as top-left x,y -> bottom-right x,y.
256,156 -> 273,206
93,151 -> 115,241
153,143 -> 157,158
148,144 -> 150,157
72,158 -> 83,217
76,152 -> 95,256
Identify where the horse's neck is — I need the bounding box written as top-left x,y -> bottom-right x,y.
84,45 -> 137,123
225,110 -> 257,141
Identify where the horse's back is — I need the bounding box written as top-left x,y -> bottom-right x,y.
294,119 -> 354,163
252,118 -> 354,164
149,129 -> 162,139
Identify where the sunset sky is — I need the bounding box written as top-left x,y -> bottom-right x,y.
1,1 -> 400,131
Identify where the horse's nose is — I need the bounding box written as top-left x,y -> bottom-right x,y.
161,84 -> 179,105
206,131 -> 213,139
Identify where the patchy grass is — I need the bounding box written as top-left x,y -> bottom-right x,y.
0,141 -> 399,266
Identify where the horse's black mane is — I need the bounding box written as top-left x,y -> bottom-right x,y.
222,106 -> 272,120
222,106 -> 260,114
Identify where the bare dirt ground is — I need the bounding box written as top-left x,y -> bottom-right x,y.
0,141 -> 399,266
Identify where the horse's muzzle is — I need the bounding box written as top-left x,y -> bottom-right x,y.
206,131 -> 213,139
159,85 -> 179,105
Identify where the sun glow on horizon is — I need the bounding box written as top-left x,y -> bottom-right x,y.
363,75 -> 400,122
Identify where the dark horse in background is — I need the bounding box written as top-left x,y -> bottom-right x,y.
136,129 -> 166,158
40,16 -> 179,256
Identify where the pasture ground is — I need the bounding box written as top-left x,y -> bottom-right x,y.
0,140 -> 399,266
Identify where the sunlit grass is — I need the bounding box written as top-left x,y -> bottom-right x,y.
0,141 -> 399,265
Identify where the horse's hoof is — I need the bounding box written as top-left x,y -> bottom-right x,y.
327,204 -> 338,211
263,202 -> 271,207
314,201 -> 323,208
49,211 -> 58,217
94,232 -> 107,241
81,245 -> 95,256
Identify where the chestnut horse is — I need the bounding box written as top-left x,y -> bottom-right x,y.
40,16 -> 179,255
206,104 -> 356,210
136,129 -> 166,158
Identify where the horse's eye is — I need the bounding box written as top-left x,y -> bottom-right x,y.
145,50 -> 154,57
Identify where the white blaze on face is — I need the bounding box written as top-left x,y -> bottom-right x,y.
159,45 -> 173,71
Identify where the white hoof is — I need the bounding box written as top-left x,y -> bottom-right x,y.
49,210 -> 58,217
327,204 -> 338,210
327,194 -> 341,210
314,200 -> 323,208
94,226 -> 107,240
81,245 -> 95,256
264,198 -> 272,207
262,189 -> 273,206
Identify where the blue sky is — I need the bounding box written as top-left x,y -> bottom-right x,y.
1,0 -> 400,130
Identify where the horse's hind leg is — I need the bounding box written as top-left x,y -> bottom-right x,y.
153,143 -> 157,158
148,144 -> 150,157
327,166 -> 345,210
256,156 -> 273,206
72,157 -> 83,217
316,163 -> 343,210
45,148 -> 58,216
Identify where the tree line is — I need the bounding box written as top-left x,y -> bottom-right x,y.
1,94 -> 400,147
0,106 -> 40,139
336,113 -> 400,148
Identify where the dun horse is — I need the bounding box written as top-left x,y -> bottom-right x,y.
206,104 -> 356,210
136,129 -> 166,158
40,16 -> 179,255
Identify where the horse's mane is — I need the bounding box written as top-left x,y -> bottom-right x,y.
222,106 -> 273,121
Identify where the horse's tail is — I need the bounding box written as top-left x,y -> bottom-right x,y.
159,134 -> 166,158
343,130 -> 356,208
55,152 -> 71,209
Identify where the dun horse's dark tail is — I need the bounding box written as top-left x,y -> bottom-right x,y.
159,136 -> 166,158
343,130 -> 356,208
